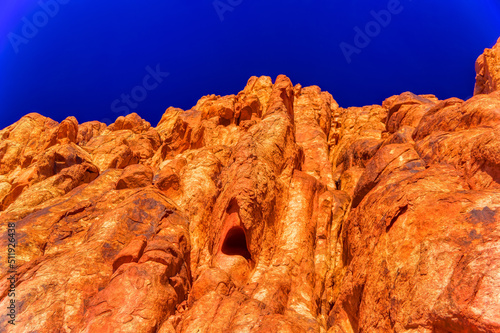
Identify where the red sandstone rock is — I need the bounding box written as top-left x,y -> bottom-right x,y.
77,121 -> 107,145
116,164 -> 154,189
475,37 -> 500,95
0,42 -> 500,332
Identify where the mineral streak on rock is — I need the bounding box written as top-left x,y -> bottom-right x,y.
0,39 -> 500,332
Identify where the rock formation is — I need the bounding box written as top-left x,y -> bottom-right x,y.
0,38 -> 499,332
475,37 -> 500,95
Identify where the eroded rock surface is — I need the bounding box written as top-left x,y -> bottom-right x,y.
1,38 -> 500,332
475,37 -> 500,95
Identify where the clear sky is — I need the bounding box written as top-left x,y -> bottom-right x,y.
1,0 -> 500,129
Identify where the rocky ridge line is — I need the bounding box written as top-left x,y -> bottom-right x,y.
0,37 -> 499,332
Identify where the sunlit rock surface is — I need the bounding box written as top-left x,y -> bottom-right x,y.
475,36 -> 500,95
1,38 -> 500,332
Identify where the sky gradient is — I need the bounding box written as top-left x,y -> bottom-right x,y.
1,0 -> 500,129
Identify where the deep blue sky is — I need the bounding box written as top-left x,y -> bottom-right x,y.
1,0 -> 500,129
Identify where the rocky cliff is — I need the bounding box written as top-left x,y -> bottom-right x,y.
0,38 -> 499,333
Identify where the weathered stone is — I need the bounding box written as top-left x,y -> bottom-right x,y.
475,37 -> 500,95
1,41 -> 500,332
116,164 -> 154,189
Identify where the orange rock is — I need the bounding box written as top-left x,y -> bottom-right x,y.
475,37 -> 500,95
1,44 -> 500,332
77,120 -> 107,145
116,164 -> 154,189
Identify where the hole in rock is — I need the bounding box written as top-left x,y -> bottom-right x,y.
221,226 -> 251,260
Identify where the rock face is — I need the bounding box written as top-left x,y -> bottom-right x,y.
1,39 -> 500,333
475,37 -> 500,95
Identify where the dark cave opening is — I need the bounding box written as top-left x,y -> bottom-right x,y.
221,226 -> 252,260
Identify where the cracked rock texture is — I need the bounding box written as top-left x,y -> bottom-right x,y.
1,39 -> 500,332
